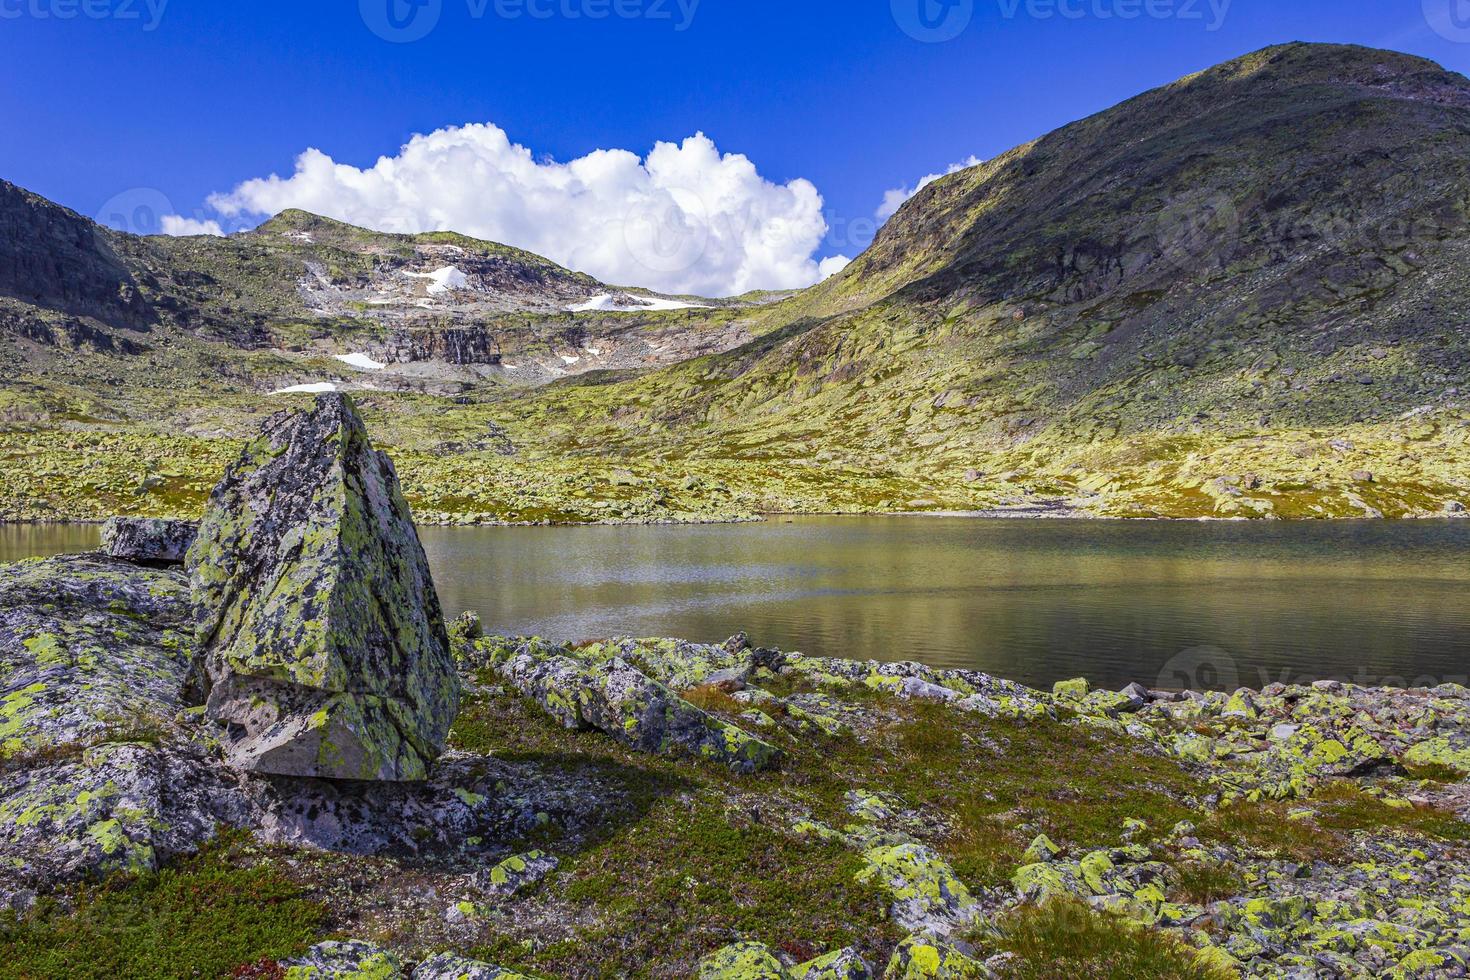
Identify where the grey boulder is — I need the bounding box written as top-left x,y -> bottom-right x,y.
100,517 -> 198,564
188,393 -> 459,781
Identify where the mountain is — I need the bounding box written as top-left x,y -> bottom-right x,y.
2,43 -> 1468,523
489,42 -> 1470,519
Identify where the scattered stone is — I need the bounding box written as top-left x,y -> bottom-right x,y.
475,849 -> 559,898
1053,677 -> 1089,699
882,934 -> 989,978
413,953 -> 533,979
1121,682 -> 1152,702
479,638 -> 780,773
698,942 -> 790,979
100,517 -> 198,563
188,394 -> 460,781
793,948 -> 873,979
283,940 -> 405,979
1023,834 -> 1060,864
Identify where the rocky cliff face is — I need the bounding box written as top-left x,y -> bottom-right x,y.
0,181 -> 154,332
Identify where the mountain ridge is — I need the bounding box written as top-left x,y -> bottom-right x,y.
1,42 -> 1468,523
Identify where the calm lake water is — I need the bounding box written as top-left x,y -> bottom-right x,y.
6,518 -> 1469,691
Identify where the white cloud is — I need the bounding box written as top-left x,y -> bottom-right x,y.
160,215 -> 226,237
202,124 -> 844,298
818,255 -> 852,280
876,156 -> 982,223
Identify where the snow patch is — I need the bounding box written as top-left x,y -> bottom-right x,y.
404,266 -> 470,295
333,353 -> 386,371
271,382 -> 339,395
568,293 -> 710,313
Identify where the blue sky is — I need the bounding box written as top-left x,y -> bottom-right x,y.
2,0 -> 1465,294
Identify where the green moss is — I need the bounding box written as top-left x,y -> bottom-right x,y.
0,833 -> 324,979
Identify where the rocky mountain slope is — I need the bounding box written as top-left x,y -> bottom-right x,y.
3,42 -> 1469,522
491,43 -> 1470,520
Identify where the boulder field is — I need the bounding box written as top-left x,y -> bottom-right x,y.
1,396 -> 1469,978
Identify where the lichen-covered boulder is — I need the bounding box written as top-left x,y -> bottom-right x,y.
412,953 -> 533,979
188,394 -> 459,781
881,935 -> 990,979
859,842 -> 981,935
0,554 -> 193,758
283,940 -> 405,979
100,517 -> 198,564
476,849 -> 559,897
481,638 -> 780,773
698,942 -> 791,979
0,555 -> 256,898
0,741 -> 252,889
1404,734 -> 1470,776
792,948 -> 873,979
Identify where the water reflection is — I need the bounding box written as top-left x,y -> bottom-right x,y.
5,518 -> 1468,691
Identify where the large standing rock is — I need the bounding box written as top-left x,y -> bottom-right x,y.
187,394 -> 459,781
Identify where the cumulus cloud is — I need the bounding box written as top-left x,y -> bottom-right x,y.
200,124 -> 844,297
818,255 -> 852,280
876,156 -> 983,223
160,214 -> 226,237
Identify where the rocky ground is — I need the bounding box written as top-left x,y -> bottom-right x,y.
4,549 -> 1470,977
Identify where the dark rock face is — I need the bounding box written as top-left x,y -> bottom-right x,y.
101,517 -> 199,564
188,393 -> 459,781
379,326 -> 502,365
0,179 -> 153,331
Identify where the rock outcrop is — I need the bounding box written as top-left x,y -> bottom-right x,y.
188,393 -> 459,781
100,516 -> 198,563
0,555 -> 252,896
465,636 -> 781,774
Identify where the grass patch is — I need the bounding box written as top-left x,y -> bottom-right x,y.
681,684 -> 746,716
1171,862 -> 1250,906
976,898 -> 1234,979
1198,781 -> 1470,862
0,834 -> 324,980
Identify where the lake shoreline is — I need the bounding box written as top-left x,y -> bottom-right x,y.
4,545 -> 1470,978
